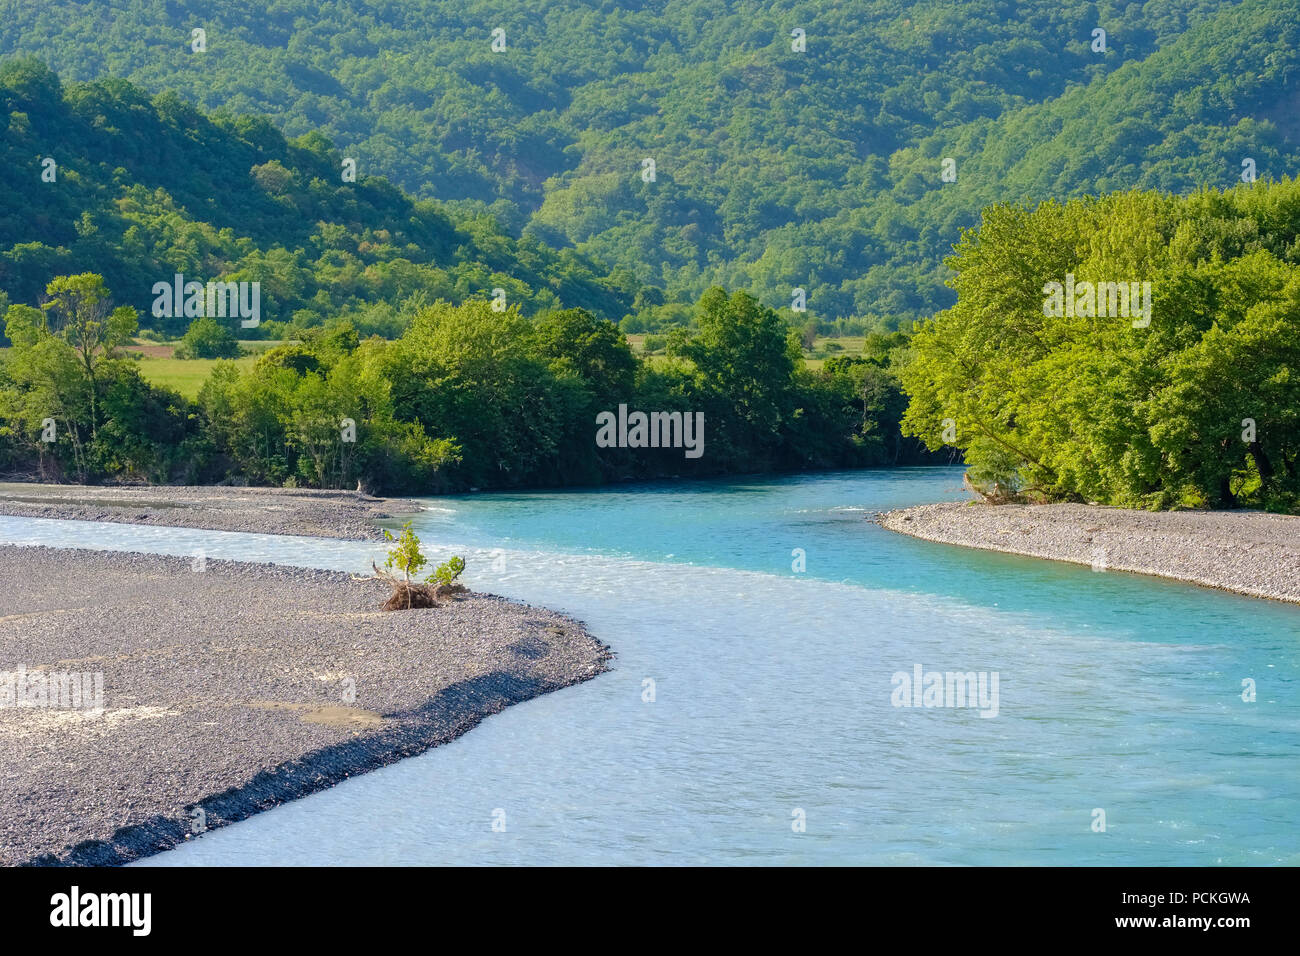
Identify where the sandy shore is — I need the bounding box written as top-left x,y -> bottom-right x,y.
879,501 -> 1300,603
0,545 -> 610,866
0,482 -> 421,540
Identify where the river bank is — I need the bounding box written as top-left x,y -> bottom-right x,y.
879,501 -> 1300,604
0,482 -> 421,540
0,545 -> 610,866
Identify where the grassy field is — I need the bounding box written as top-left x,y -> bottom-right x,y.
626,332 -> 866,371
136,355 -> 257,398
129,340 -> 277,399
804,336 -> 867,370
0,343 -> 247,399
7,333 -> 868,402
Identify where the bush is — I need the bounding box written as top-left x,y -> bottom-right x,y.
431,555 -> 465,589
374,522 -> 467,610
174,317 -> 242,359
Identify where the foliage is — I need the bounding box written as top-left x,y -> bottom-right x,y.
381,522 -> 427,585
900,178 -> 1300,512
0,59 -> 640,335
430,555 -> 466,589
377,521 -> 466,611
0,272 -> 200,481
175,317 -> 241,359
19,6 -> 1297,499
2,1 -> 1295,321
0,273 -> 939,490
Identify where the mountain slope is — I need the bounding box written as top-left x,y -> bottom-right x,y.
2,0 -> 1297,321
0,59 -> 638,333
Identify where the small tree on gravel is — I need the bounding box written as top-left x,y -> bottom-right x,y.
373,522 -> 466,611
430,555 -> 465,590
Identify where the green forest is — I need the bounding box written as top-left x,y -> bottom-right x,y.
0,57 -> 943,492
0,271 -> 932,489
0,57 -> 641,338
3,0 -> 1296,325
902,178 -> 1300,512
0,1 -> 1297,505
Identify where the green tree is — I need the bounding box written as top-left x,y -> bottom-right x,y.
175,316 -> 241,359
41,273 -> 138,438
672,288 -> 801,468
901,181 -> 1300,512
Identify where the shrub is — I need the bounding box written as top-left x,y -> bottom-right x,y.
374,522 -> 467,610
175,317 -> 241,359
431,555 -> 465,589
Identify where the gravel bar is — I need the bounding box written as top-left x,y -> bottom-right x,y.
878,501 -> 1300,603
0,483 -> 422,540
0,545 -> 611,866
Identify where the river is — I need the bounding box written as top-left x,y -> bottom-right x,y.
1,466 -> 1296,864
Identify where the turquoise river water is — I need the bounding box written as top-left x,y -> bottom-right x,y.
1,466 -> 1296,864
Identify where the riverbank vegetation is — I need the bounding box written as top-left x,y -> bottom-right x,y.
375,523 -> 466,610
0,59 -> 941,491
901,178 -> 1300,513
0,275 -> 938,490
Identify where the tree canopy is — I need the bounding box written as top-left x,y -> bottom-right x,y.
3,0 -> 1295,323
900,178 -> 1300,512
0,59 -> 640,338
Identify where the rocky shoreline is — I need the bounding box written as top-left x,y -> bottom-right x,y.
0,482 -> 421,540
0,545 -> 610,866
878,501 -> 1300,604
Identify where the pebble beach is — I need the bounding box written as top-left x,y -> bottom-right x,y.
879,501 -> 1300,604
0,482 -> 421,540
0,539 -> 609,865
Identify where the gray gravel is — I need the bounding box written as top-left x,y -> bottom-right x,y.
879,501 -> 1300,603
0,482 -> 421,540
0,545 -> 610,866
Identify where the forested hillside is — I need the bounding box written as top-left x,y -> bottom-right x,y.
2,2 -> 1298,500
0,58 -> 639,337
0,55 -> 944,492
4,0 -> 1297,323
